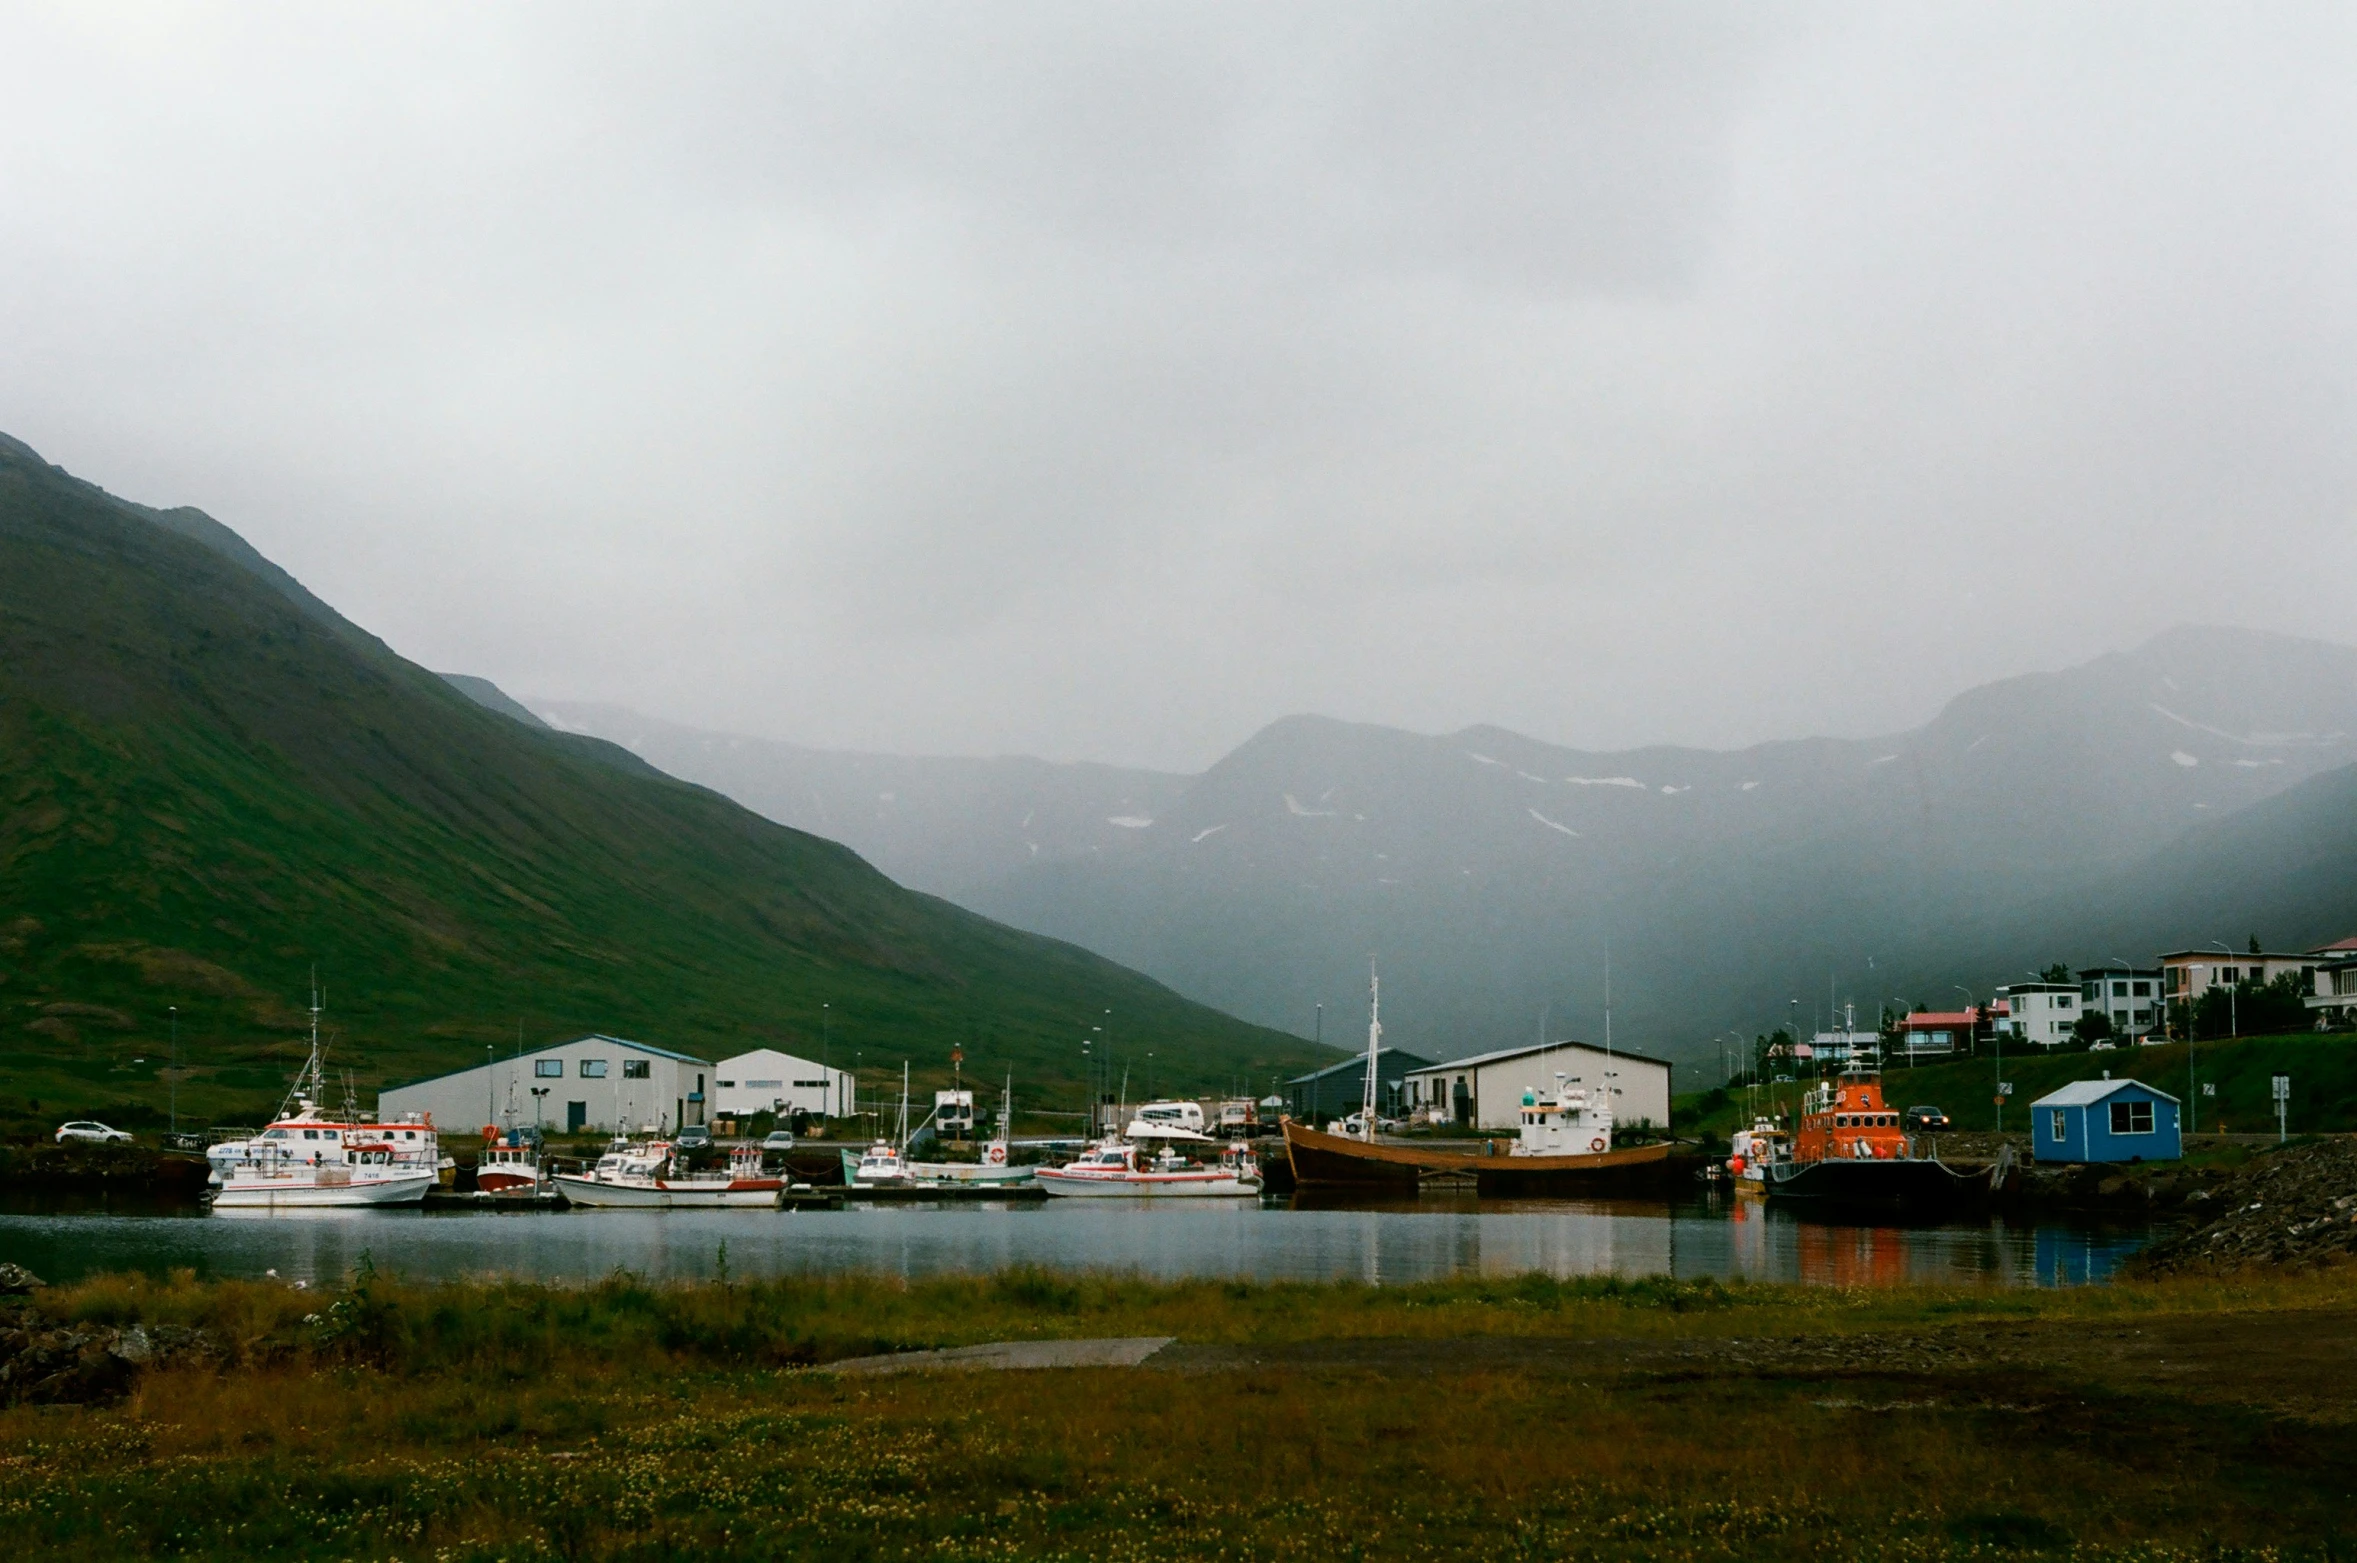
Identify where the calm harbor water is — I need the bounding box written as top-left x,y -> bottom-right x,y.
0,1194 -> 2153,1289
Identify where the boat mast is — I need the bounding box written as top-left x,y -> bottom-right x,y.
279,970 -> 327,1121
897,1063 -> 910,1152
1359,961 -> 1381,1142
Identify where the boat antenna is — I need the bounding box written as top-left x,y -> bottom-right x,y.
1360,959 -> 1382,1143
897,1062 -> 910,1152
279,968 -> 328,1121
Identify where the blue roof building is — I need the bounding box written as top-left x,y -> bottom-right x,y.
2030,1077 -> 2181,1165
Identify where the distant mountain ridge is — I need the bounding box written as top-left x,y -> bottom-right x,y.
0,433 -> 1319,1125
519,627 -> 2357,1065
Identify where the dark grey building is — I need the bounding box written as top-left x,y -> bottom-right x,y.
1284,1048 -> 1436,1124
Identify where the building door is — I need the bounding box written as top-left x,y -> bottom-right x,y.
567,1101 -> 587,1133
1452,1078 -> 1472,1128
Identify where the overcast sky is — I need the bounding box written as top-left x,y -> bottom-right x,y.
4,4 -> 2353,771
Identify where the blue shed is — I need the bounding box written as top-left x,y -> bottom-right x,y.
2030,1078 -> 2181,1164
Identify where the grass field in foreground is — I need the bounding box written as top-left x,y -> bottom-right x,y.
5,1267 -> 2355,1561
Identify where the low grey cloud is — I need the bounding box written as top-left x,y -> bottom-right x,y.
2,3 -> 2351,769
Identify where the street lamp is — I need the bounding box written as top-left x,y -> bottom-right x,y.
1968,985 -> 2002,1133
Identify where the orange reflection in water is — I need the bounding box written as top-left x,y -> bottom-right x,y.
1790,1219 -> 1913,1287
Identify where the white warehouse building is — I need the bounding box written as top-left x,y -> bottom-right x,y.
379,1034 -> 712,1137
1400,1042 -> 1674,1134
710,1049 -> 857,1121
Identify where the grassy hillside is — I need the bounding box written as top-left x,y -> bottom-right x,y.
0,436 -> 1330,1132
1677,1031 -> 2357,1140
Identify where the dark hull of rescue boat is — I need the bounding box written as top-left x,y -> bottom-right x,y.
1762,1156 -> 1979,1217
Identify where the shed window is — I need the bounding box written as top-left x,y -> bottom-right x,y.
2109,1100 -> 2154,1135
580,1059 -> 609,1079
2050,1109 -> 2067,1140
535,1058 -> 564,1078
623,1059 -> 651,1079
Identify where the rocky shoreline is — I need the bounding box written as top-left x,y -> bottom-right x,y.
2126,1138 -> 2357,1276
0,1266 -> 219,1407
0,1143 -> 211,1202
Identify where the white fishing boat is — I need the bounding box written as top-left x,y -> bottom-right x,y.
1035,1136 -> 1262,1198
844,1138 -> 912,1184
208,988 -> 442,1209
553,1141 -> 783,1208
1512,1073 -> 1616,1158
1726,1117 -> 1790,1191
904,1077 -> 1034,1185
844,1063 -> 919,1185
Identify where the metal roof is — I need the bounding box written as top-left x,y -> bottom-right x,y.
567,1033 -> 711,1065
1404,1040 -> 1676,1074
384,1033 -> 712,1092
1285,1047 -> 1434,1085
2030,1077 -> 2179,1109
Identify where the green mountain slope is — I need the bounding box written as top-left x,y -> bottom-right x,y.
0,436 -> 1328,1129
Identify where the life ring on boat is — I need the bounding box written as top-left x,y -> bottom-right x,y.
985,1143 -> 1007,1165
1589,1137 -> 1607,1154
482,1125 -> 499,1144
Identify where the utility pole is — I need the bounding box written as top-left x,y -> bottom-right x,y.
168,1006 -> 179,1137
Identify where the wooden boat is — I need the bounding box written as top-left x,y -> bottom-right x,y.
1281,1117 -> 1674,1194
1762,1068 -> 1979,1217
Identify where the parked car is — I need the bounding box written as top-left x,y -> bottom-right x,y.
1902,1106 -> 1951,1133
761,1130 -> 796,1153
675,1124 -> 713,1150
55,1120 -> 133,1145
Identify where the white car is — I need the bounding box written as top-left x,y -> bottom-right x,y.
55,1120 -> 133,1145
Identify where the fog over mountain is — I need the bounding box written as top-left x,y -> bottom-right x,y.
8,8 -> 2356,774
516,627 -> 2357,1065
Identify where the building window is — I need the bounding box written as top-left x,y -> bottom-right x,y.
748,1078 -> 782,1088
2109,1100 -> 2154,1135
2133,981 -> 2151,997
623,1059 -> 651,1079
2058,995 -> 2074,1008
535,1059 -> 564,1078
580,1059 -> 609,1078
794,1078 -> 827,1089
716,1080 -> 735,1090
2050,1109 -> 2067,1140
